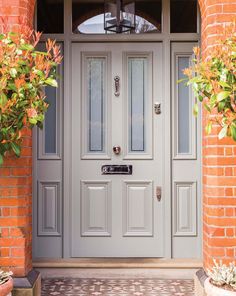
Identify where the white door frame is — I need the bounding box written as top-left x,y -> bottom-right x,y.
34,0 -> 201,260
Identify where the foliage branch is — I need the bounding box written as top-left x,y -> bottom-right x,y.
183,30 -> 236,141
0,29 -> 62,164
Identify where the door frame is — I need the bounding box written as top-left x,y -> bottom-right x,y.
34,0 -> 201,259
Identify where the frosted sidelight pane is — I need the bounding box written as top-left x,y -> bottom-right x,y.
178,57 -> 190,154
128,58 -> 147,152
45,87 -> 57,154
87,58 -> 106,152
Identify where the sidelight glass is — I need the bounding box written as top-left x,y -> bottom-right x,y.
87,58 -> 106,153
45,87 -> 57,154
128,58 -> 147,152
37,42 -> 63,159
177,57 -> 190,154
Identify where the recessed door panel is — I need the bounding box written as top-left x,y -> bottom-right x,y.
123,181 -> 153,237
81,181 -> 112,236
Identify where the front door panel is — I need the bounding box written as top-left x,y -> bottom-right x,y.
71,43 -> 164,257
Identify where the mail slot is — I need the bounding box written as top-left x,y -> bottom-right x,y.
102,165 -> 132,175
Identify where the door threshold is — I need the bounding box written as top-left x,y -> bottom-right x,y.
33,258 -> 202,269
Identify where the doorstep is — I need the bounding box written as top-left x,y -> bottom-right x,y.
33,258 -> 202,269
33,258 -> 202,281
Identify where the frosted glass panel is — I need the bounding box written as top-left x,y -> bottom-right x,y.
87,58 -> 106,152
178,57 -> 190,154
128,58 -> 147,152
45,87 -> 57,154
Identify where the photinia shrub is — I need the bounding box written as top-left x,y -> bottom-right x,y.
0,30 -> 62,164
183,31 -> 236,141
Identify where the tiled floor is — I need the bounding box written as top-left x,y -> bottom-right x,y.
42,278 -> 194,295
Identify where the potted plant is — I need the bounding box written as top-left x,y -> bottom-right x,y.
182,28 -> 236,141
0,271 -> 13,296
0,28 -> 62,165
204,260 -> 236,296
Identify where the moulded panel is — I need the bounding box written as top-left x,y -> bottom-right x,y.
123,181 -> 153,236
173,182 -> 197,236
81,181 -> 111,236
38,181 -> 61,236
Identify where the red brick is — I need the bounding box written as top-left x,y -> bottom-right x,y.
0,1 -> 35,277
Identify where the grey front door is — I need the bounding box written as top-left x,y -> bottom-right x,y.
71,43 -> 164,257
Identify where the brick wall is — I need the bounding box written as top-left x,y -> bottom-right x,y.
198,0 -> 236,271
0,0 -> 35,277
0,0 -> 235,277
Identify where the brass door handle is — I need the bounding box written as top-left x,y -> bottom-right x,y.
113,145 -> 121,155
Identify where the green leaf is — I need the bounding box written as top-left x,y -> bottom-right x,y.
198,95 -> 204,102
10,68 -> 17,78
10,142 -> 21,157
45,78 -> 58,87
0,154 -> 3,166
19,44 -> 34,51
0,93 -> 8,107
216,91 -> 231,102
7,83 -> 17,91
203,103 -> 211,112
193,103 -> 199,116
34,70 -> 44,77
29,118 -> 37,125
218,126 -> 228,140
177,78 -> 187,84
218,101 -> 226,112
218,81 -> 231,89
205,122 -> 212,135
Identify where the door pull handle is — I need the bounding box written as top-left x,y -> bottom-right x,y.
114,76 -> 120,97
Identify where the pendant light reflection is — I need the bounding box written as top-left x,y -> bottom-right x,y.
104,0 -> 136,33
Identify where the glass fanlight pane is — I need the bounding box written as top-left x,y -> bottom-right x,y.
72,0 -> 161,34
37,0 -> 64,33
171,0 -> 197,33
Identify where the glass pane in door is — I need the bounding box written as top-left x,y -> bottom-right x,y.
87,58 -> 106,153
128,58 -> 147,152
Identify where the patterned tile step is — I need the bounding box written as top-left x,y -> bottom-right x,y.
42,278 -> 194,296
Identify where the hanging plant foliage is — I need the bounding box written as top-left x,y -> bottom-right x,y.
182,30 -> 236,141
0,29 -> 62,164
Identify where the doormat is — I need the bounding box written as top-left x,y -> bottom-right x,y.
42,278 -> 194,295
